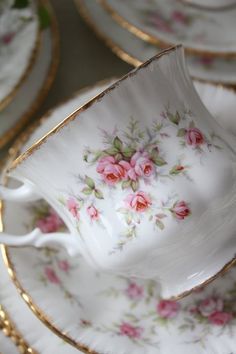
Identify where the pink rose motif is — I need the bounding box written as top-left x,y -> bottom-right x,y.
125,282 -> 143,300
120,322 -> 143,339
171,201 -> 191,220
125,191 -> 152,212
185,127 -> 204,147
171,10 -> 188,25
127,151 -> 154,181
199,56 -> 215,67
157,300 -> 180,319
36,209 -> 64,233
96,156 -> 128,185
198,297 -> 223,317
87,205 -> 99,220
58,260 -> 70,273
208,311 -> 233,326
67,197 -> 80,220
150,14 -> 173,33
44,267 -> 60,284
1,32 -> 14,44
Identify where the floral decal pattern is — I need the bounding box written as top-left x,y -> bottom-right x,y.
23,203 -> 236,351
58,106 -> 222,251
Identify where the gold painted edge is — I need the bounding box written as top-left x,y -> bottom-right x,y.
0,0 -> 42,112
0,0 -> 59,149
99,0 -> 236,58
1,78 -> 119,354
9,45 -> 182,171
171,256 -> 236,301
0,304 -> 38,354
76,0 -> 236,89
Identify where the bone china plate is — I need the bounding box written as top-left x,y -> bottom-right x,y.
100,0 -> 236,56
0,0 -> 39,111
2,80 -> 236,354
75,0 -> 236,85
0,0 -> 59,149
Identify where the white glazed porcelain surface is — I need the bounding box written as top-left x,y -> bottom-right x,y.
0,329 -> 18,354
102,0 -> 236,55
2,79 -> 236,354
77,0 -> 236,85
0,4 -> 53,144
182,0 -> 236,9
7,47 -> 236,298
0,0 -> 39,106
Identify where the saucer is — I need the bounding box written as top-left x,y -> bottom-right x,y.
100,0 -> 236,57
0,328 -> 18,354
76,0 -> 236,85
0,0 -> 59,149
2,79 -> 236,354
0,0 -> 39,111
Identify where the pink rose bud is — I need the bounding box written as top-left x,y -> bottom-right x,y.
67,197 -> 80,220
157,300 -> 180,319
208,311 -> 232,326
171,201 -> 190,220
198,297 -> 223,317
185,127 -> 204,147
87,205 -> 99,220
125,282 -> 143,300
120,322 -> 143,338
44,267 -> 60,284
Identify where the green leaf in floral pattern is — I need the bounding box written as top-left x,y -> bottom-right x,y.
167,111 -> 181,125
94,189 -> 104,199
177,128 -> 186,137
12,0 -> 29,9
156,219 -> 165,230
131,180 -> 139,192
115,153 -> 123,161
82,187 -> 92,195
85,176 -> 95,189
38,5 -> 51,30
152,156 -> 167,166
113,136 -> 123,151
122,180 -> 131,189
122,147 -> 136,158
105,147 -> 118,156
117,207 -> 128,214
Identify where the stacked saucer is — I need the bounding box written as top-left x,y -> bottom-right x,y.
1,78 -> 236,354
75,0 -> 236,86
0,0 -> 59,149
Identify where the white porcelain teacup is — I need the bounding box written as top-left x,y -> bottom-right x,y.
1,46 -> 236,299
182,0 -> 236,9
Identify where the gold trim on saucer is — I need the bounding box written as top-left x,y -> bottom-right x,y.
0,305 -> 38,354
1,78 -> 236,351
99,0 -> 236,58
76,0 -> 236,89
0,0 -> 59,149
0,1 -> 41,112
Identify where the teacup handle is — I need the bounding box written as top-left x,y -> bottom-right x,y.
0,183 -> 79,256
0,183 -> 39,202
0,228 -> 79,256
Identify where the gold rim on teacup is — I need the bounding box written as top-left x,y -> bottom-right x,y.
0,0 -> 59,149
99,0 -> 236,59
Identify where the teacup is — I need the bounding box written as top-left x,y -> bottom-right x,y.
181,0 -> 236,9
1,45 -> 236,299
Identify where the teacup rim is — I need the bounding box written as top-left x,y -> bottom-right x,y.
8,45 -> 182,173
